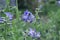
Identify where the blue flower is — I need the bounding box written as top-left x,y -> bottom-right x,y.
28,28 -> 36,37
22,10 -> 35,23
36,32 -> 40,38
58,1 -> 60,3
4,12 -> 13,20
28,28 -> 40,38
57,0 -> 60,6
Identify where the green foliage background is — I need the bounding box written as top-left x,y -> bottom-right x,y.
0,0 -> 60,40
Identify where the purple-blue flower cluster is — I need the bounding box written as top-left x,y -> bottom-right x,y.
4,12 -> 13,20
22,10 -> 35,23
28,28 -> 41,38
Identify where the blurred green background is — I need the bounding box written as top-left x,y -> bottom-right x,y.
0,0 -> 60,40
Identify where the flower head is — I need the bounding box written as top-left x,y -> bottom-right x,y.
58,1 -> 60,4
22,10 -> 35,23
28,28 -> 36,37
28,28 -> 40,38
4,12 -> 13,20
36,32 -> 40,38
57,0 -> 60,6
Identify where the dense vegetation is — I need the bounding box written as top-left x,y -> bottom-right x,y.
0,0 -> 60,40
